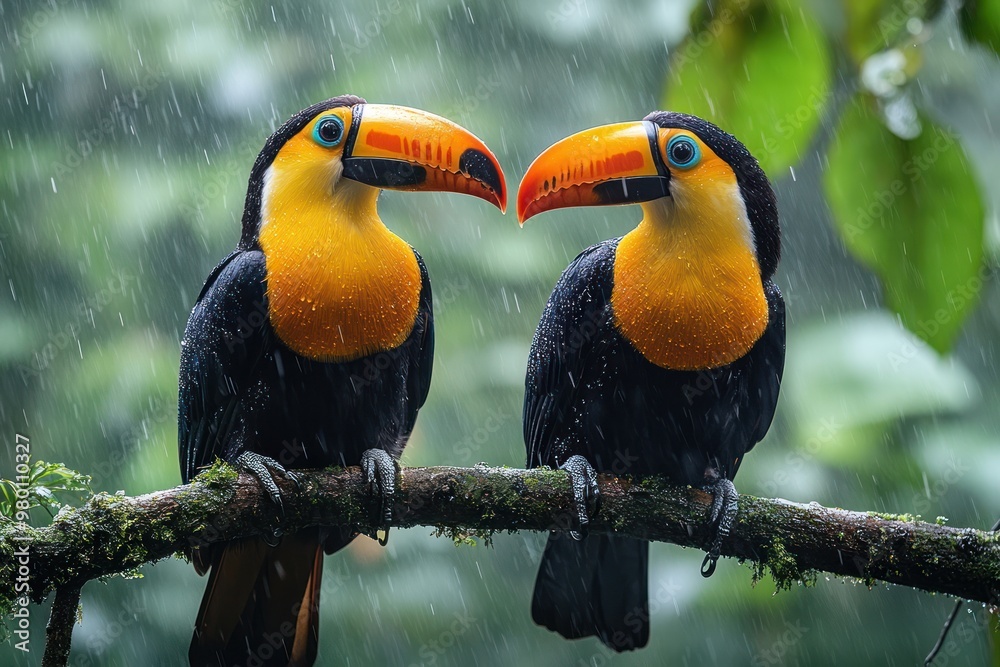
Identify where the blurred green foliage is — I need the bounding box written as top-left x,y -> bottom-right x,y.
0,461 -> 91,519
664,0 -> 831,176
842,0 -> 944,63
825,99 -> 984,353
665,0 -> 988,353
961,0 -> 1000,53
1,0 -> 999,665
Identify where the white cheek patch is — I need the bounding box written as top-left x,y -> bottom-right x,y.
723,182 -> 757,256
670,178 -> 757,256
259,155 -> 345,232
259,166 -> 276,234
328,157 -> 344,194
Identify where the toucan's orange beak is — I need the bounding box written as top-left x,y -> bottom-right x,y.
516,121 -> 669,225
342,104 -> 506,212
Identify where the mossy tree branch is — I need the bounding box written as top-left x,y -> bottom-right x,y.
2,463 -> 999,662
40,586 -> 79,667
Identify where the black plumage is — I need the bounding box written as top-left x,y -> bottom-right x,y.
643,111 -> 781,278
178,247 -> 433,667
178,248 -> 433,486
525,240 -> 784,483
176,91 -> 508,666
523,111 -> 785,652
178,95 -> 434,667
525,240 -> 784,651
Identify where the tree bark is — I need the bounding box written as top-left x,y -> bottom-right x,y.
40,586 -> 80,667
1,463 -> 998,618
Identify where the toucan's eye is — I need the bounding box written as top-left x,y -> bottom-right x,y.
667,135 -> 700,169
313,115 -> 345,147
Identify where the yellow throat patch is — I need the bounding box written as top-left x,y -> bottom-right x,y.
611,183 -> 769,371
258,163 -> 421,363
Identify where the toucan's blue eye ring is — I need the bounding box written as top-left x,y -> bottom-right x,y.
312,115 -> 345,147
666,135 -> 700,169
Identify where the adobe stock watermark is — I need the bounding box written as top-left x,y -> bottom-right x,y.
70,597 -> 146,667
668,0 -> 752,73
923,614 -> 981,667
90,395 -> 176,484
911,458 -> 969,516
874,0 -> 933,44
442,75 -> 502,126
680,367 -> 721,405
340,0 -> 405,60
186,547 -> 349,666
551,305 -> 607,366
546,0 -> 588,29
886,263 -> 992,371
760,85 -> 833,157
751,619 -> 809,666
221,297 -> 268,354
239,599 -> 319,667
50,69 -> 166,180
756,418 -> 841,498
841,125 -> 959,241
18,272 -> 135,382
408,611 -> 476,667
574,579 -> 683,663
10,433 -> 33,653
453,406 -> 512,464
346,276 -> 471,392
212,0 -> 243,15
517,448 -> 639,557
196,273 -> 472,390
12,0 -> 68,47
536,447 -> 640,538
178,137 -> 261,221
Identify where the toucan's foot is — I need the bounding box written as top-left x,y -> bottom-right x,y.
360,448 -> 398,546
559,455 -> 600,541
235,451 -> 301,512
701,469 -> 738,578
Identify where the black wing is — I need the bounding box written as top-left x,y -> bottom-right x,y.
524,241 -> 617,469
178,250 -> 269,484
742,279 -> 786,451
403,249 -> 435,436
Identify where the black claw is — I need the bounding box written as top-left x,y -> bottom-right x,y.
360,449 -> 398,545
261,527 -> 283,547
700,553 -> 718,578
235,451 -> 297,514
285,469 -> 304,490
701,471 -> 738,578
560,455 -> 600,541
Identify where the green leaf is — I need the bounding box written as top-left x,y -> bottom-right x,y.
960,0 -> 1000,55
842,0 -> 943,64
0,480 -> 16,518
663,0 -> 831,176
783,311 -> 978,465
0,461 -> 92,519
824,95 -> 986,353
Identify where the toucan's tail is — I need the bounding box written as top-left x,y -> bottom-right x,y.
531,533 -> 649,652
189,530 -> 333,667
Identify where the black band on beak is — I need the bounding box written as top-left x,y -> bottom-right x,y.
343,103 -> 364,160
458,148 -> 504,197
341,158 -> 428,187
590,121 -> 670,205
592,176 -> 670,205
645,120 -> 670,179
335,103 -> 506,209
341,103 -> 428,187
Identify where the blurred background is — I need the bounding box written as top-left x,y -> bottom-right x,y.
2,0 -> 1000,664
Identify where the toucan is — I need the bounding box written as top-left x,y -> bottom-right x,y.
178,94 -> 505,666
516,112 -> 784,651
